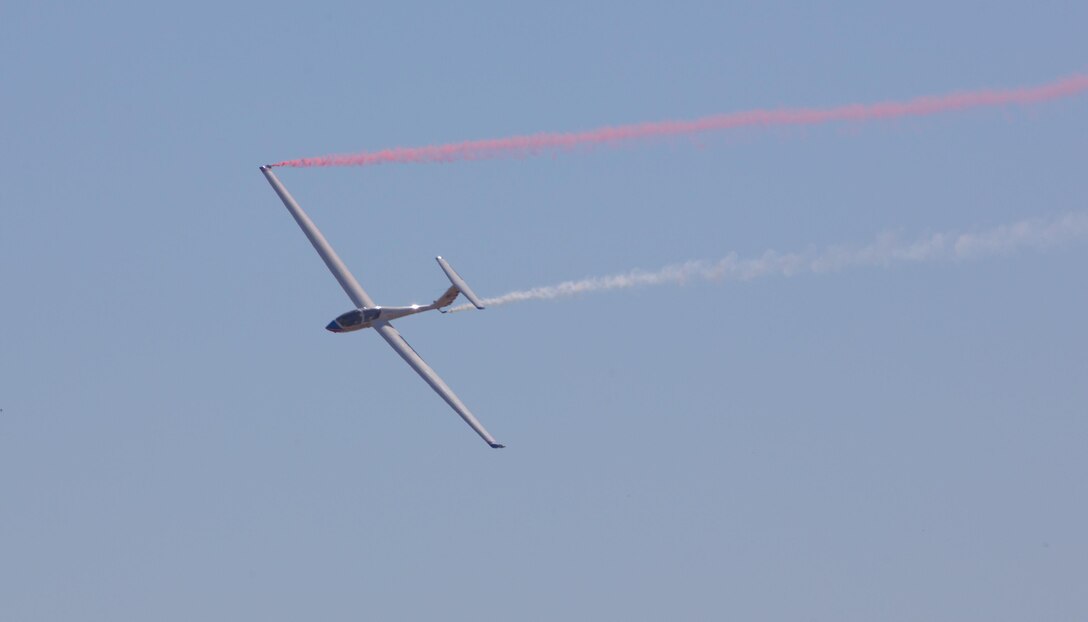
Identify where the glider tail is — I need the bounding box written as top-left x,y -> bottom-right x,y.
433,284 -> 461,309
436,256 -> 485,310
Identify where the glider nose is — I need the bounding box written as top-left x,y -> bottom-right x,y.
325,320 -> 342,332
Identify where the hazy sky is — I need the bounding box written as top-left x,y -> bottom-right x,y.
2,2 -> 1086,620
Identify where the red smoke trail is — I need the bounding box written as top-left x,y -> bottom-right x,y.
270,73 -> 1088,168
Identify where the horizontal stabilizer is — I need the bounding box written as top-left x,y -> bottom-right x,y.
436,256 -> 485,309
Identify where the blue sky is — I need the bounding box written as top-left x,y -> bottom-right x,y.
2,2 -> 1086,620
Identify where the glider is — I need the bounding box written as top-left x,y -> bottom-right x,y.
260,166 -> 503,448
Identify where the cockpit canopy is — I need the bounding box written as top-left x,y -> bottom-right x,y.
335,307 -> 381,328
336,309 -> 363,327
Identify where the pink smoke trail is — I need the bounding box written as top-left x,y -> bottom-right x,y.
270,73 -> 1088,168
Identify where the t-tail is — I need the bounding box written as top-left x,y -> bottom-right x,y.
436,256 -> 486,310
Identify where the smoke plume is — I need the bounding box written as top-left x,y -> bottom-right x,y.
449,212 -> 1088,312
272,74 -> 1088,168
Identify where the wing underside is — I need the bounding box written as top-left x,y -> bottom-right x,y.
374,321 -> 503,448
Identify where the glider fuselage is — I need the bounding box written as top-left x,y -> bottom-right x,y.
326,304 -> 439,333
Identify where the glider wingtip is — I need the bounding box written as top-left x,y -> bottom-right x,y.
489,442 -> 506,449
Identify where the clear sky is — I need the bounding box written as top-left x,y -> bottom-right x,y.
2,2 -> 1086,620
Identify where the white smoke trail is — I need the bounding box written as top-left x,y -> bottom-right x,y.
450,211 -> 1088,312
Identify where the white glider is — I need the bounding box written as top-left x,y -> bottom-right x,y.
260,166 -> 503,448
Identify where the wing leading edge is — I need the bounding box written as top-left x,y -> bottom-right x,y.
260,166 -> 374,309
259,166 -> 503,448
